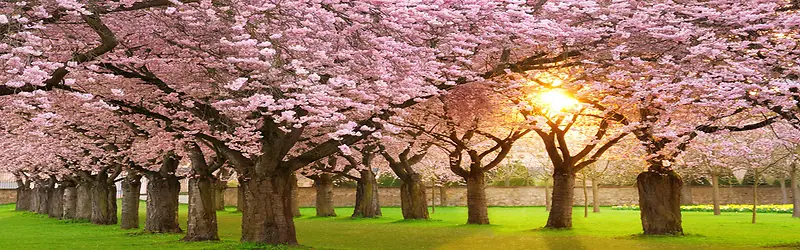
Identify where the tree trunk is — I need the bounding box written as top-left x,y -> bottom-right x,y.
15,187 -> 32,212
592,178 -> 600,213
62,185 -> 77,220
183,177 -> 219,241
35,182 -> 51,214
314,174 -> 336,217
546,171 -> 575,229
48,186 -> 64,219
290,174 -> 301,217
792,163 -> 799,218
214,179 -> 226,211
15,184 -> 32,211
240,171 -> 298,245
91,175 -> 117,225
752,169 -> 758,224
637,171 -> 683,235
779,177 -> 788,204
352,170 -> 381,218
711,171 -> 721,215
582,174 -> 588,218
399,173 -> 428,220
439,186 -> 448,207
145,174 -> 182,233
237,183 -> 245,212
466,172 -> 489,224
76,181 -> 93,220
121,174 -> 142,229
545,184 -> 551,211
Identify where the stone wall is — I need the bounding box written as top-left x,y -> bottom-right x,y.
218,185 -> 795,207
0,189 -> 16,204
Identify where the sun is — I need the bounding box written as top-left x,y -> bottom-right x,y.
538,89 -> 578,114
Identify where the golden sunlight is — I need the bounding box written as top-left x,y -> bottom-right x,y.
538,88 -> 578,113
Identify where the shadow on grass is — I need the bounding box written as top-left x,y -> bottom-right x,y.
236,243 -> 312,250
764,242 -> 800,249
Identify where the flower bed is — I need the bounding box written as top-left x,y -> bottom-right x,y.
610,204 -> 794,213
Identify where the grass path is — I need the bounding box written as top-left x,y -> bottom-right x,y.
0,203 -> 798,249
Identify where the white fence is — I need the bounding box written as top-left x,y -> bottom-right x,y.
0,172 -> 18,189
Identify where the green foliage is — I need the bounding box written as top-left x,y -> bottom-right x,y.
1,203 -> 799,249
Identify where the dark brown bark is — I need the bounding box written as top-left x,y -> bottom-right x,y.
637,171 -> 683,235
48,186 -> 64,219
62,183 -> 78,220
466,172 -> 489,224
91,173 -> 117,225
546,171 -> 575,229
399,173 -> 429,220
711,171 -> 721,215
121,174 -> 142,229
15,186 -> 32,212
591,178 -> 600,213
290,174 -> 301,217
183,177 -> 219,241
439,186 -> 448,207
313,174 -> 336,217
183,143 -> 222,241
34,180 -> 53,214
240,171 -> 297,244
214,179 -> 226,211
76,181 -> 93,220
145,174 -> 182,233
143,152 -> 183,233
352,170 -> 382,218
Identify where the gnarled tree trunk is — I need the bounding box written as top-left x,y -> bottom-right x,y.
637,170 -> 683,235
76,180 -> 93,220
121,174 -> 142,229
352,170 -> 381,218
240,170 -> 297,244
35,180 -> 52,214
62,182 -> 78,220
183,177 -> 219,241
399,173 -> 428,220
48,185 -> 64,219
145,174 -> 182,233
91,174 -> 117,225
546,171 -> 575,229
214,179 -> 226,211
15,186 -> 32,212
466,172 -> 489,224
313,174 -> 336,217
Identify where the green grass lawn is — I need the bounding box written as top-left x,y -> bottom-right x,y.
0,203 -> 798,249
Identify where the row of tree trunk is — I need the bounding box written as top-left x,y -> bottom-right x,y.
16,176 -> 117,225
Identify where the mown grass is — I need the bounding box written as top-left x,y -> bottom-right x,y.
0,203 -> 798,249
